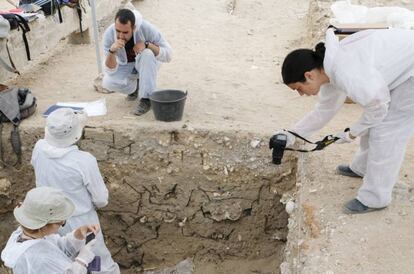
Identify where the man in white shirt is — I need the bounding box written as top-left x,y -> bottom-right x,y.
102,8 -> 172,115
31,108 -> 120,274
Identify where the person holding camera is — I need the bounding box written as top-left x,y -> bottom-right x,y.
278,28 -> 414,214
102,8 -> 172,116
1,187 -> 99,274
31,108 -> 120,273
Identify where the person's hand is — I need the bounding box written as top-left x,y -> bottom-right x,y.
75,239 -> 97,267
74,224 -> 100,240
110,39 -> 126,53
273,130 -> 296,147
335,130 -> 355,144
133,41 -> 145,55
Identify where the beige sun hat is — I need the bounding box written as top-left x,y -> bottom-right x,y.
14,187 -> 75,230
45,108 -> 87,148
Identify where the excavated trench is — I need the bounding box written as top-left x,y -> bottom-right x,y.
0,126 -> 297,274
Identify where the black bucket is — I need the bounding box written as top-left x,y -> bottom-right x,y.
149,90 -> 187,122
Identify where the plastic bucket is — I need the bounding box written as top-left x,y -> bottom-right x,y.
149,90 -> 187,122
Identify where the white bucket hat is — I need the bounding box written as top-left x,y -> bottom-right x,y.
14,187 -> 75,230
45,108 -> 87,148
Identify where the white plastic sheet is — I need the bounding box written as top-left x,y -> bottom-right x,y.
330,0 -> 414,29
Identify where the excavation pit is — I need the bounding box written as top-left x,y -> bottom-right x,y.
0,126 -> 297,274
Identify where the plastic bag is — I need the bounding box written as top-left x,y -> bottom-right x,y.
330,0 -> 368,24
330,0 -> 414,29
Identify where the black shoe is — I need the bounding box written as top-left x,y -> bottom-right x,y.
134,98 -> 151,116
343,198 -> 386,214
126,90 -> 138,101
336,165 -> 362,178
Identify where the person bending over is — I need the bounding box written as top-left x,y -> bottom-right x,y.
278,28 -> 414,214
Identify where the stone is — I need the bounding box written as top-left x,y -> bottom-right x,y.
285,200 -> 295,214
202,199 -> 244,221
250,138 -> 261,148
0,178 -> 11,195
114,131 -> 134,148
84,127 -> 114,144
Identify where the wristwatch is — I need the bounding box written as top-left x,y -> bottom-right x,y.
108,48 -> 116,54
144,41 -> 150,48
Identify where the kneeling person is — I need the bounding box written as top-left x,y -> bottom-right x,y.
1,187 -> 99,274
31,108 -> 120,274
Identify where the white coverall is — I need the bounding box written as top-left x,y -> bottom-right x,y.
293,28 -> 414,208
31,139 -> 120,274
1,227 -> 87,274
102,10 -> 172,97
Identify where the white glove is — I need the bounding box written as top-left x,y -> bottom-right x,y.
76,239 -> 97,267
274,130 -> 296,147
335,130 -> 354,144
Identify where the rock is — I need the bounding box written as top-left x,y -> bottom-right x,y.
202,200 -> 244,221
0,178 -> 12,213
399,211 -> 408,217
144,258 -> 194,274
223,166 -> 229,176
0,178 -> 11,194
285,200 -> 295,214
178,217 -> 187,227
280,262 -> 292,274
250,138 -> 261,148
93,75 -> 114,94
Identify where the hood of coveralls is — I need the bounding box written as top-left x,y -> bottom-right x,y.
38,139 -> 78,159
1,227 -> 40,268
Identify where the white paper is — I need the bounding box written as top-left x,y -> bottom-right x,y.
56,98 -> 107,117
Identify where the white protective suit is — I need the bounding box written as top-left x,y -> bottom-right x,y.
31,139 -> 120,274
293,28 -> 414,208
1,227 -> 86,274
102,9 -> 172,97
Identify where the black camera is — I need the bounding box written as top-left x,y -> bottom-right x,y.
269,134 -> 287,165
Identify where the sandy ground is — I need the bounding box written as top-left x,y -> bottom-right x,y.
2,0 -> 414,273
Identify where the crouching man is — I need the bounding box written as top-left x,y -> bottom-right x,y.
102,8 -> 172,116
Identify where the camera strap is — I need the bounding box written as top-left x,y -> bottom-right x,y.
285,130 -> 339,153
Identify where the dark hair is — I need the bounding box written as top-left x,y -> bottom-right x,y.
115,9 -> 135,26
281,42 -> 326,84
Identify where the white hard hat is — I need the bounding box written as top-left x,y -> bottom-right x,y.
14,187 -> 75,230
45,108 -> 87,148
